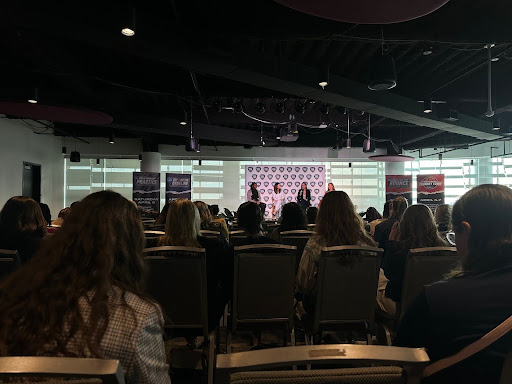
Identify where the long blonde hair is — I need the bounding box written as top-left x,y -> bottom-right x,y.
159,199 -> 201,247
315,191 -> 375,247
399,204 -> 447,248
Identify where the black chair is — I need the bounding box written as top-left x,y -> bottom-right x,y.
201,230 -> 222,240
378,247 -> 459,346
144,231 -> 165,248
0,356 -> 125,384
216,344 -> 430,384
0,249 -> 21,281
228,244 -> 297,353
144,246 -> 216,384
310,246 -> 384,344
280,231 -> 314,273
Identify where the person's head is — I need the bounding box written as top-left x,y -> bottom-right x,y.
398,204 -> 446,248
301,182 -> 307,190
160,199 -> 201,247
210,204 -> 220,217
57,208 -> 71,220
306,206 -> 319,224
274,183 -> 281,193
315,191 -> 375,247
194,201 -> 213,228
250,182 -> 257,190
435,204 -> 452,230
452,184 -> 512,274
0,190 -> 150,357
154,201 -> 171,226
382,200 -> 392,219
391,196 -> 408,221
237,202 -> 263,235
0,196 -> 47,239
327,183 -> 335,191
39,203 -> 51,226
280,202 -> 307,232
365,207 -> 382,223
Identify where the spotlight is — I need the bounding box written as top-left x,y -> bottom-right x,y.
319,103 -> 330,115
318,65 -> 329,89
423,97 -> 433,113
422,46 -> 433,56
493,118 -> 501,130
70,151 -> 81,163
346,138 -> 352,149
295,101 -> 306,114
212,100 -> 222,113
275,102 -> 285,114
108,132 -> 115,144
121,8 -> 136,36
234,99 -> 244,113
138,154 -> 142,161
61,146 -> 67,155
491,56 -> 500,62
363,139 -> 375,153
256,101 -> 266,114
368,54 -> 397,91
186,137 -> 200,152
180,111 -> 187,125
96,158 -> 100,165
28,88 -> 38,104
439,153 -> 443,161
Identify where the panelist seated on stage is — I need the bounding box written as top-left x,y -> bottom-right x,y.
246,182 -> 266,214
235,202 -> 276,245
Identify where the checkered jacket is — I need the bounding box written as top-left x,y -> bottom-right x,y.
69,287 -> 171,384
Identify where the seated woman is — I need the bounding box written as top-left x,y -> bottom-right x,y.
435,203 -> 452,234
0,196 -> 47,264
194,200 -> 229,240
0,191 -> 170,384
296,191 -> 376,317
395,185 -> 512,384
269,202 -> 308,241
377,204 -> 447,316
370,200 -> 391,237
159,199 -> 230,328
235,202 -> 276,245
306,206 -> 318,225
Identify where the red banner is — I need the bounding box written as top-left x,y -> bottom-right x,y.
385,175 -> 412,205
417,174 -> 445,212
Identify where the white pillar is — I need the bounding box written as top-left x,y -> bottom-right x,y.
385,161 -> 405,175
140,152 -> 161,173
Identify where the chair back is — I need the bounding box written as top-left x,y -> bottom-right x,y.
280,230 -> 314,237
280,233 -> 313,273
201,230 -> 222,240
314,246 -> 383,334
232,244 -> 296,330
0,356 -> 125,384
0,249 -> 21,281
144,246 -> 208,336
399,247 -> 458,320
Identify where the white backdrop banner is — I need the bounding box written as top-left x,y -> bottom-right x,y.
245,165 -> 326,218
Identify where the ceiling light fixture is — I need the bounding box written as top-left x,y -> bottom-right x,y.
485,43 -> 495,118
422,46 -> 433,56
368,28 -> 397,91
185,103 -> 200,152
423,97 -> 433,113
492,118 -> 501,130
363,114 -> 375,153
346,112 -> 351,149
28,88 -> 38,104
108,132 -> 115,144
259,125 -> 265,147
318,65 -> 329,89
121,8 -> 136,36
180,111 -> 187,125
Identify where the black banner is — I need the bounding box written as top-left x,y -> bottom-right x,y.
133,172 -> 160,216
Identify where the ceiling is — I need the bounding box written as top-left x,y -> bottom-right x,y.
1,0 -> 512,152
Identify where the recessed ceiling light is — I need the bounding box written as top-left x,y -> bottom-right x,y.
491,57 -> 499,62
121,28 -> 135,37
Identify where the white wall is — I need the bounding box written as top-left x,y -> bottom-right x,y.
0,119 -> 64,219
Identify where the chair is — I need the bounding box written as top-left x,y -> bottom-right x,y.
216,344 -> 430,384
201,230 -> 222,240
0,249 -> 21,281
228,244 -> 297,353
0,356 -> 125,383
379,247 -> 458,346
280,231 -> 314,273
310,246 -> 384,344
307,224 -> 316,231
143,246 -> 217,384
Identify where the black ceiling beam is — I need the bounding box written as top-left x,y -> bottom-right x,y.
400,129 -> 445,146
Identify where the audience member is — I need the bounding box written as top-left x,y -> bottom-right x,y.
269,202 -> 308,241
159,199 -> 230,328
374,196 -> 408,249
377,204 -> 447,315
38,202 -> 51,226
306,206 -> 318,225
435,203 -> 452,233
365,206 -> 382,223
209,204 -> 230,239
296,191 -> 376,317
0,196 -> 47,264
153,201 -> 170,227
370,200 -> 391,236
51,207 -> 71,227
395,184 -> 512,384
235,202 -> 276,245
194,201 -> 228,240
0,191 -> 170,384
